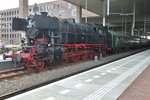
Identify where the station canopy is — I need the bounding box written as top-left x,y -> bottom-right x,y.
63,0 -> 105,16
110,0 -> 150,16
63,0 -> 150,16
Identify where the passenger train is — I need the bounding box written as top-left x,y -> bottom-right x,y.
3,12 -> 150,70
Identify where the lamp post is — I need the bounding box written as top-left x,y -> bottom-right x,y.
131,2 -> 135,36
103,0 -> 110,27
102,0 -> 107,26
144,15 -> 147,38
107,0 -> 110,16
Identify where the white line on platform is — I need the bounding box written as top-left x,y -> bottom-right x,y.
59,89 -> 71,95
93,75 -> 100,78
111,68 -> 116,70
106,70 -> 111,73
101,73 -> 106,75
85,79 -> 93,82
44,97 -> 55,100
74,84 -> 83,88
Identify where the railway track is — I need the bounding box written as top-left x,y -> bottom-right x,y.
0,68 -> 33,81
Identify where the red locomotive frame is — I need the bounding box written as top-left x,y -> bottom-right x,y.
3,38 -> 112,70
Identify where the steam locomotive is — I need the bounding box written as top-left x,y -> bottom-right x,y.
3,12 -> 149,70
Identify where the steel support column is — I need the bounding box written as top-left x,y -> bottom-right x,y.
19,0 -> 28,18
76,6 -> 82,23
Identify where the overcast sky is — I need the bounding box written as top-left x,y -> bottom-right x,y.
0,0 -> 55,11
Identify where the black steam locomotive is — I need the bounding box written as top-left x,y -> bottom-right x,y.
3,12 -> 149,70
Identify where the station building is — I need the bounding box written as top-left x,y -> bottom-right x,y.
0,0 -> 98,44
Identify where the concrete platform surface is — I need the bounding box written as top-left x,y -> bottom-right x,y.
6,49 -> 150,100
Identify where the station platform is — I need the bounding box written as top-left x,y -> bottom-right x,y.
6,49 -> 150,100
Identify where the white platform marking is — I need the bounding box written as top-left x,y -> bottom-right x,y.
85,79 -> 93,82
44,97 -> 55,100
101,73 -> 106,75
74,84 -> 83,88
106,70 -> 111,73
93,75 -> 100,78
59,89 -> 71,95
112,68 -> 116,70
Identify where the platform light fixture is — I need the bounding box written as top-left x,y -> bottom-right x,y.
107,0 -> 110,16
